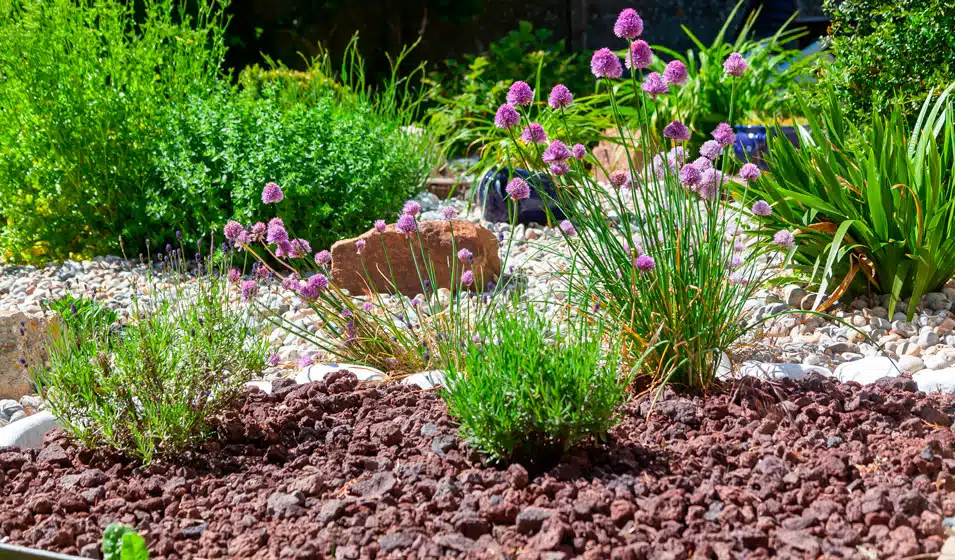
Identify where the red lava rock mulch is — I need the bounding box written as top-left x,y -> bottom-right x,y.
2,371 -> 955,559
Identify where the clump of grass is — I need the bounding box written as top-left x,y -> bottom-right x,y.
32,243 -> 268,463
440,303 -> 635,465
41,293 -> 117,337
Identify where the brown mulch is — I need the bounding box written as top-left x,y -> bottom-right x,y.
2,370 -> 954,559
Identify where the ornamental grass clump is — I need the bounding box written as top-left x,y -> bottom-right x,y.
31,243 -> 268,464
733,86 -> 955,320
491,10 -> 778,390
440,303 -> 635,465
234,182 -> 517,377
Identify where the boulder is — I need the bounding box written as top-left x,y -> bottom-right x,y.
477,167 -> 564,225
834,357 -> 901,385
0,310 -> 57,399
331,220 -> 500,296
592,128 -> 644,183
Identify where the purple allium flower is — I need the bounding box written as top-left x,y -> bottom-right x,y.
235,229 -> 250,247
461,270 -> 474,286
458,248 -> 474,264
268,354 -> 281,367
626,40 -> 653,70
549,162 -> 570,176
614,8 -> 644,39
752,200 -> 772,217
223,220 -> 243,241
261,182 -> 284,204
774,230 -> 795,249
712,122 -> 736,147
403,200 -> 421,216
397,214 -> 417,236
559,220 -> 576,237
699,140 -> 723,160
266,218 -> 288,244
298,354 -> 315,368
663,60 -> 688,85
256,263 -> 271,279
363,302 -> 374,313
740,163 -> 761,182
668,146 -> 687,169
355,239 -> 366,255
729,272 -> 747,285
641,72 -> 669,99
635,254 -> 656,272
591,48 -> 623,79
494,103 -> 520,129
315,250 -> 332,266
734,238 -> 746,252
290,238 -> 311,257
697,169 -> 720,199
541,139 -> 571,163
693,156 -> 714,172
572,143 -> 587,159
521,122 -> 548,144
274,241 -> 291,258
729,254 -> 744,269
609,170 -> 631,188
723,52 -> 748,76
249,222 -> 266,241
663,120 -> 691,141
548,84 -> 573,109
442,206 -> 458,220
282,274 -> 301,291
308,273 -> 329,292
505,178 -> 531,200
241,280 -> 258,300
507,81 -> 534,106
374,219 -> 387,233
228,268 -> 241,284
679,163 -> 701,187
297,273 -> 328,299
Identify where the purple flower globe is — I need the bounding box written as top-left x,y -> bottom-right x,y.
505,177 -> 531,200
223,220 -> 243,241
774,230 -> 795,249
641,72 -> 669,99
614,8 -> 644,39
396,214 -> 417,236
609,170 -> 631,188
402,200 -> 421,216
442,206 -> 458,220
315,250 -> 332,265
374,219 -> 387,233
461,270 -> 475,287
548,84 -> 573,109
679,163 -> 701,187
355,239 -> 366,255
250,222 -> 266,241
494,104 -> 520,129
663,120 -> 691,141
521,122 -> 548,144
240,280 -> 258,300
308,273 -> 329,293
261,182 -> 283,204
458,248 -> 474,263
559,220 -> 577,237
228,268 -> 241,284
699,140 -> 723,160
752,200 -> 772,217
549,162 -> 570,176
591,48 -> 623,79
740,163 -> 761,182
635,254 -> 656,272
693,156 -> 714,172
626,40 -> 652,70
572,143 -> 587,160
507,81 -> 535,106
663,60 -> 688,85
266,218 -> 288,244
542,140 -> 572,163
712,122 -> 736,147
723,52 -> 748,76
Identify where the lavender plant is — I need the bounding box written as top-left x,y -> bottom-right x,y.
32,242 -> 267,463
230,182 -> 518,377
490,9 -> 782,389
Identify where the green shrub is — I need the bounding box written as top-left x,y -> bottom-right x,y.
32,248 -> 268,463
734,86 -> 955,319
0,0 -> 227,262
441,305 -> 634,464
41,294 -> 117,337
820,0 -> 955,122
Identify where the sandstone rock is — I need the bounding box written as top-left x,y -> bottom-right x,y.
331,220 -> 501,296
592,128 -> 643,183
0,310 -> 58,399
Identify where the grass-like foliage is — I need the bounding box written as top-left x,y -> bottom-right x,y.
41,294 -> 117,337
736,86 -> 955,319
32,245 -> 267,463
441,305 -> 634,464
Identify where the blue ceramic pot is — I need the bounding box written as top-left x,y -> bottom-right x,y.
733,125 -> 801,170
477,167 -> 565,225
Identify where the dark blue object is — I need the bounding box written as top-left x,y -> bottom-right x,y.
477,167 -> 565,225
733,125 -> 801,170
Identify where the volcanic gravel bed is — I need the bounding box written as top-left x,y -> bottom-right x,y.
2,371 -> 955,559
